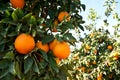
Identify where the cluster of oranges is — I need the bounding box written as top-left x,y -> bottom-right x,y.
10,0 -> 71,64
14,33 -> 70,64
10,0 -> 70,32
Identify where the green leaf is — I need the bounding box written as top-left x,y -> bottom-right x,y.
81,4 -> 86,11
63,33 -> 77,42
42,35 -> 54,44
0,59 -> 9,69
29,16 -> 36,25
32,59 -> 40,74
5,10 -> 10,17
32,29 -> 36,37
0,44 -> 5,52
1,73 -> 14,80
0,68 -> 9,79
9,62 -> 15,75
48,53 -> 59,73
4,51 -> 15,60
0,39 -> 9,45
37,18 -> 45,24
17,8 -> 24,19
22,13 -> 32,21
24,57 -> 33,74
0,18 -> 16,25
57,68 -> 67,80
12,11 -> 18,22
15,61 -> 21,79
7,31 -> 19,37
78,24 -> 84,31
40,50 -> 48,61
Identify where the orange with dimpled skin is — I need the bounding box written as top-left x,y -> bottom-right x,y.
10,0 -> 25,9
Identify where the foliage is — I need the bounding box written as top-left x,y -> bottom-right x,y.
64,28 -> 120,80
0,0 -> 85,80
61,0 -> 120,80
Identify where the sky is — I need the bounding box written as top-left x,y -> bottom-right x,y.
72,0 -> 120,49
81,0 -> 120,19
80,0 -> 120,35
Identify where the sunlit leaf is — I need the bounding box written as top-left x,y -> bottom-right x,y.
4,51 -> 15,60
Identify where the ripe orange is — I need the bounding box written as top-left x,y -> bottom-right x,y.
80,67 -> 86,72
94,49 -> 98,54
10,0 -> 25,9
90,33 -> 94,37
97,73 -> 102,80
49,39 -> 58,50
52,41 -> 70,59
107,45 -> 113,50
76,66 -> 86,72
36,41 -> 49,53
52,19 -> 58,32
85,45 -> 90,50
113,56 -> 119,60
92,61 -> 96,65
14,33 -> 35,54
97,76 -> 102,80
86,62 -> 90,66
58,11 -> 70,22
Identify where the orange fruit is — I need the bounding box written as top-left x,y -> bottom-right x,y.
107,45 -> 113,50
94,49 -> 98,54
85,45 -> 90,50
40,23 -> 46,27
97,73 -> 102,80
36,41 -> 49,53
54,19 -> 58,26
87,69 -> 92,73
113,56 -> 119,60
97,76 -> 102,80
52,41 -> 70,59
92,61 -> 96,65
14,33 -> 35,54
80,67 -> 86,72
90,33 -> 94,37
49,39 -> 58,50
76,67 -> 86,72
99,38 -> 103,43
10,0 -> 25,9
58,11 -> 70,22
108,74 -> 113,79
86,62 -> 90,66
52,19 -> 58,32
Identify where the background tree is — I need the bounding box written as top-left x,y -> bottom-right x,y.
63,0 -> 120,80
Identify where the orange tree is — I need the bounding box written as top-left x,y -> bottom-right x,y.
63,28 -> 120,80
0,0 -> 85,80
61,0 -> 120,79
